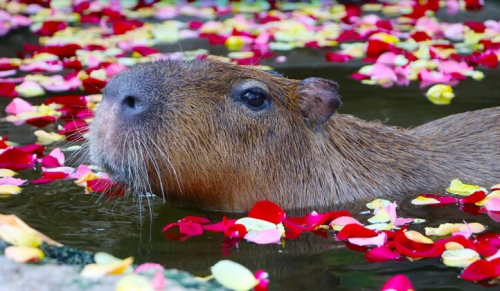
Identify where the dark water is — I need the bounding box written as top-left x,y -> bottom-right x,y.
1,7 -> 500,291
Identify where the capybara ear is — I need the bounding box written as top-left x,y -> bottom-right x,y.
296,77 -> 341,126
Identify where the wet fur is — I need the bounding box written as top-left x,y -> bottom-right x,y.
90,58 -> 500,211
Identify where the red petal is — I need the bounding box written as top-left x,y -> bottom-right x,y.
40,156 -> 61,167
248,200 -> 286,224
224,223 -> 247,238
325,52 -> 352,63
42,171 -> 69,179
112,20 -> 143,35
350,72 -> 370,81
284,212 -> 329,231
464,21 -> 486,33
162,222 -> 203,236
463,0 -> 485,10
17,144 -> 45,157
46,44 -> 82,58
179,216 -> 211,224
381,274 -> 415,291
336,224 -> 377,240
326,210 -> 351,221
476,233 -> 500,248
394,231 -> 443,258
25,116 -> 57,128
336,30 -> 364,42
366,40 -> 393,58
82,78 -> 107,94
0,148 -> 36,171
410,31 -> 431,42
365,246 -> 402,262
30,178 -> 55,184
479,51 -> 498,68
0,82 -> 18,98
59,120 -> 88,141
458,190 -> 487,204
202,221 -> 224,232
461,258 -> 500,281
284,229 -> 302,240
133,46 -> 159,56
419,194 -> 457,205
36,21 -> 67,36
473,241 -> 498,257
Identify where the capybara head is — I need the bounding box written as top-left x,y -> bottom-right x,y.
89,58 -> 341,211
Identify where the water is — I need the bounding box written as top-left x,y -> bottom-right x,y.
1,10 -> 500,291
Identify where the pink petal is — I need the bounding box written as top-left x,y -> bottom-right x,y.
0,177 -> 27,186
348,232 -> 387,247
381,274 -> 415,291
370,63 -> 397,82
485,197 -> 500,212
5,98 -> 36,115
376,52 -> 396,66
150,271 -> 166,291
244,229 -> 282,244
69,164 -> 93,179
394,217 -> 414,226
330,216 -> 362,226
134,263 -> 165,274
48,148 -> 65,166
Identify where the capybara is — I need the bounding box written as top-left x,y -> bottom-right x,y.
89,58 -> 500,211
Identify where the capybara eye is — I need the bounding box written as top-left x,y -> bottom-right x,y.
240,88 -> 269,110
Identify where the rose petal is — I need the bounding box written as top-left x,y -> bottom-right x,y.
248,200 -> 286,224
4,246 -> 44,263
348,232 -> 387,247
211,260 -> 259,291
381,274 -> 414,291
365,246 -> 402,262
244,229 -> 282,244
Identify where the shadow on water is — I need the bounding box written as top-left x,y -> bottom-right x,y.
1,4 -> 500,291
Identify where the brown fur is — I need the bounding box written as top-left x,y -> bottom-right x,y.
89,58 -> 500,212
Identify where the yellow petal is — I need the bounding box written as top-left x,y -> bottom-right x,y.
34,130 -> 65,145
0,169 -> 17,177
445,242 -> 465,250
367,209 -> 390,223
115,274 -> 153,291
5,246 -> 44,263
425,223 -> 459,236
0,225 -> 42,247
81,256 -> 134,278
0,185 -> 22,195
405,230 -> 434,244
442,249 -> 480,268
457,222 -> 486,234
235,217 -> 277,232
426,84 -> 455,105
211,260 -> 258,291
446,179 -> 486,195
411,196 -> 440,205
225,36 -> 245,51
0,214 -> 61,246
366,199 -> 391,209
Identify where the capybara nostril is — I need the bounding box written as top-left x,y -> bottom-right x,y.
121,94 -> 141,111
